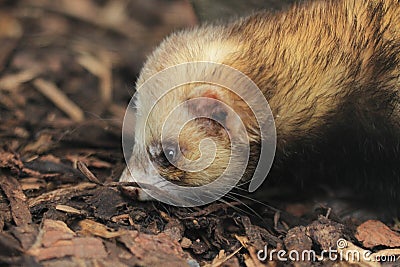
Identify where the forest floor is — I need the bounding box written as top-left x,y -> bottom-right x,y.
1,0 -> 400,266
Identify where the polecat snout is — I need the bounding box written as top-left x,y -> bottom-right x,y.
120,0 -> 400,209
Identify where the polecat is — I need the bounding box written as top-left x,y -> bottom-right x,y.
120,0 -> 400,211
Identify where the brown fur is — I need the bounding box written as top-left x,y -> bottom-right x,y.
121,0 -> 400,209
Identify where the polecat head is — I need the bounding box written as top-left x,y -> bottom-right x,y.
120,29 -> 275,205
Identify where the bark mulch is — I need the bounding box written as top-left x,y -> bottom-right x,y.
1,0 -> 400,266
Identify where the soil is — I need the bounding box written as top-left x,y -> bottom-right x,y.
1,0 -> 400,266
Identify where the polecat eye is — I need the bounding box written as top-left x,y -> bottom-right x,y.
165,147 -> 177,163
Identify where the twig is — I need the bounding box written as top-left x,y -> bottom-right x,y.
77,53 -> 112,103
0,68 -> 39,91
77,161 -> 102,185
33,78 -> 84,122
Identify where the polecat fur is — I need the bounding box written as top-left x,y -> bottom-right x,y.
120,0 -> 400,212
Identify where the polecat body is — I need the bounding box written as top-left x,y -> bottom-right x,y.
120,0 -> 400,212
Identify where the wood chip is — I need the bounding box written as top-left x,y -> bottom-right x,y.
55,204 -> 84,215
306,216 -> 344,251
0,174 -> 32,226
10,224 -> 38,250
33,78 -> 84,122
356,220 -> 400,249
20,177 -> 46,191
28,219 -> 107,261
28,182 -> 97,208
0,149 -> 24,171
29,237 -> 107,261
111,214 -> 133,225
39,220 -> 76,248
78,219 -> 128,239
118,231 -> 188,267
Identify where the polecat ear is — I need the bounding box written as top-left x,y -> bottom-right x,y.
187,86 -> 250,139
188,90 -> 228,123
